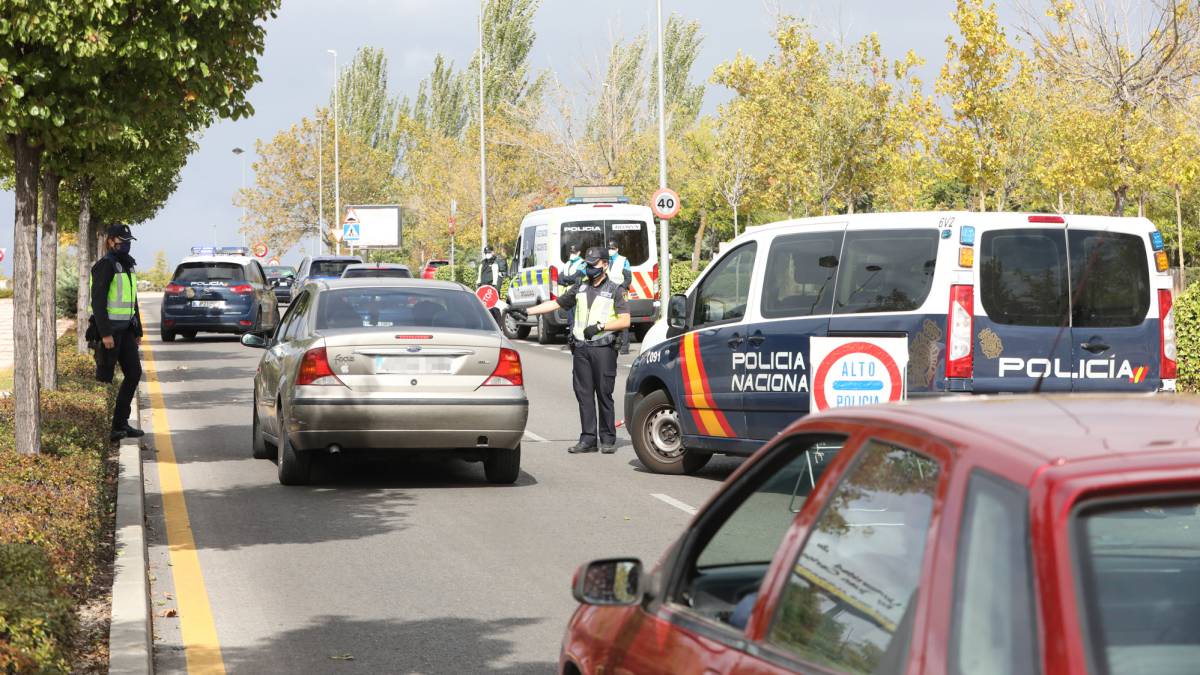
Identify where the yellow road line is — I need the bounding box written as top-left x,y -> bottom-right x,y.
142,343 -> 227,674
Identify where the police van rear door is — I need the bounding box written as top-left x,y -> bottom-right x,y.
974,218 -> 1074,392
741,226 -> 844,439
1066,219 -> 1157,391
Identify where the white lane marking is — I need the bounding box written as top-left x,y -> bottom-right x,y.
651,493 -> 698,515
523,429 -> 548,442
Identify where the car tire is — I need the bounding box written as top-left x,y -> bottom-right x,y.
484,444 -> 521,484
631,390 -> 712,475
502,309 -> 532,340
251,398 -> 272,460
633,324 -> 650,343
181,330 -> 197,341
276,405 -> 312,486
537,314 -> 555,344
161,329 -> 176,343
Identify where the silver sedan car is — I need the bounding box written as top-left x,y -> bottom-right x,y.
241,278 -> 529,485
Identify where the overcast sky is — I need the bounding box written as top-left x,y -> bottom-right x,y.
0,0 -> 1024,276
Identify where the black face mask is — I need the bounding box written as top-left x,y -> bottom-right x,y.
116,240 -> 132,255
585,265 -> 604,279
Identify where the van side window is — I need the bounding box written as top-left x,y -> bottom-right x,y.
979,229 -> 1068,327
762,231 -> 844,318
694,243 -> 756,328
1069,230 -> 1149,327
833,230 -> 938,314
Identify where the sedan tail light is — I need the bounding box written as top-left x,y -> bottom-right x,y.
481,348 -> 523,387
296,347 -> 344,386
230,283 -> 254,295
1160,289 -> 1177,379
164,283 -> 186,294
946,284 -> 974,379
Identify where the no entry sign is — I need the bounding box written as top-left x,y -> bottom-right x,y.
810,337 -> 908,412
252,242 -> 268,258
475,284 -> 499,310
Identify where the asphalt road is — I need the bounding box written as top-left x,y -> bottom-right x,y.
138,296 -> 744,674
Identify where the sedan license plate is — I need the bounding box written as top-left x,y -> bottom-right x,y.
191,300 -> 226,309
375,356 -> 452,374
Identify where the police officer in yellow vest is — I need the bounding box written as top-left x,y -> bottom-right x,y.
90,224 -> 144,441
513,246 -> 631,453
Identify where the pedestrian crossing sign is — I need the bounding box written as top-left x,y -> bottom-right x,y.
342,207 -> 361,242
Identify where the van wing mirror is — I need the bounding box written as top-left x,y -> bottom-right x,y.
667,294 -> 688,330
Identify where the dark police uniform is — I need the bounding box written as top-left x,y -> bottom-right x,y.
91,243 -> 143,437
555,276 -> 629,450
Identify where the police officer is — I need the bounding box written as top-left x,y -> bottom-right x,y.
91,224 -> 144,442
559,243 -> 586,287
607,240 -> 632,354
513,246 -> 631,454
476,245 -> 508,288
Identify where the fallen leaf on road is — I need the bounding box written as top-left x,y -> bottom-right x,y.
157,608 -> 178,618
329,654 -> 354,661
624,516 -> 630,521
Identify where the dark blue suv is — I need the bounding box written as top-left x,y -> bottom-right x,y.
160,250 -> 281,342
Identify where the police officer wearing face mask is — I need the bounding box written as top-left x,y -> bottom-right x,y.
511,246 -> 631,454
90,224 -> 144,441
607,240 -> 632,354
476,245 -> 508,288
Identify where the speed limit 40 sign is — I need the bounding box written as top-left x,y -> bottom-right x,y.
651,188 -> 681,220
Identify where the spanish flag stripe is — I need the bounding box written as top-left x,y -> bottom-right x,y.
681,334 -> 735,437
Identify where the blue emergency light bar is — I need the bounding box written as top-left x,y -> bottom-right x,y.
190,246 -> 216,255
1151,231 -> 1165,251
216,246 -> 250,256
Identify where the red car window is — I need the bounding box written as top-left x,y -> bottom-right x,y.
949,471 -> 1038,675
768,439 -> 941,673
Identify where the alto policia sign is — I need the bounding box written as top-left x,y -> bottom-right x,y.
810,337 -> 908,412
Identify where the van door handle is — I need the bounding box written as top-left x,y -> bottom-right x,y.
1080,340 -> 1110,353
748,333 -> 766,346
728,333 -> 744,348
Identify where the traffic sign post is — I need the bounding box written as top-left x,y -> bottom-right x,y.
810,337 -> 908,412
650,187 -> 681,220
252,242 -> 269,258
475,285 -> 499,310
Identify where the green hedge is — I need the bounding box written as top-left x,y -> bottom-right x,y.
670,262 -> 701,295
0,333 -> 115,671
1176,283 -> 1200,392
433,263 -> 476,286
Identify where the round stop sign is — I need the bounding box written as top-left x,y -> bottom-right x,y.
0,248 -> 6,263
252,242 -> 269,258
476,285 -> 499,310
651,187 -> 681,220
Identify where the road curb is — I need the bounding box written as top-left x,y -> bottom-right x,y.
108,392 -> 153,674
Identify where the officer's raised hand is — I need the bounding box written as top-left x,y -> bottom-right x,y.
583,322 -> 603,340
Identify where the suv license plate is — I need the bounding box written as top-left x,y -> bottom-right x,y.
191,300 -> 226,309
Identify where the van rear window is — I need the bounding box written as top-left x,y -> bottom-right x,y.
833,230 -> 938,314
1070,230 -> 1149,327
560,220 -> 650,266
980,229 -> 1069,327
1075,497 -> 1200,675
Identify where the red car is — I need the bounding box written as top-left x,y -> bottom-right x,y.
421,259 -> 450,280
562,395 -> 1200,675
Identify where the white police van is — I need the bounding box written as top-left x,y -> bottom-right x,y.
627,211 -> 1177,474
503,187 -> 660,344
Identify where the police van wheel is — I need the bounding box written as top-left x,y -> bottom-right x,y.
276,404 -> 312,486
484,444 -> 521,484
161,330 -> 176,343
537,314 -> 555,344
631,390 -> 712,475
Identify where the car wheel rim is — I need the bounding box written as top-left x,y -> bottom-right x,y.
504,312 -> 518,333
647,406 -> 683,461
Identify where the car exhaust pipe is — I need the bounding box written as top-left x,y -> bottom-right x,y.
328,444 -> 341,455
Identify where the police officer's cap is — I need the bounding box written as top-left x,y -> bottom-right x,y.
584,246 -> 606,264
106,224 -> 137,241
607,239 -> 619,249
483,245 -> 493,254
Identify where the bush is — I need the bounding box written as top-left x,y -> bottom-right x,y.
0,544 -> 74,674
0,331 -> 115,670
670,262 -> 701,295
1176,283 -> 1200,392
434,262 -> 477,286
0,288 -> 11,300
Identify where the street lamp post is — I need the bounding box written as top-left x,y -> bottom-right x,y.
655,0 -> 671,315
478,1 -> 488,254
328,49 -> 341,256
318,120 -> 324,256
232,147 -> 246,248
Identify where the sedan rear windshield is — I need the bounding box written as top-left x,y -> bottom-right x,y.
1076,497 -> 1200,674
316,288 -> 494,332
311,260 -> 358,277
342,268 -> 412,279
173,262 -> 244,283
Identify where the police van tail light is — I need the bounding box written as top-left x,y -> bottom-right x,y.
1160,289 -> 1177,379
296,347 -> 343,386
164,283 -> 186,295
481,348 -> 523,387
651,263 -> 660,283
946,285 -> 974,379
549,265 -> 559,300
